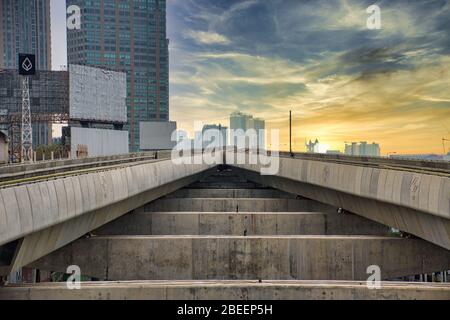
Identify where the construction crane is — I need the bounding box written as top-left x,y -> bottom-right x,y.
443,138 -> 450,155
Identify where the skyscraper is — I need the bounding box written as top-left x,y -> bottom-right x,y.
0,0 -> 52,70
230,112 -> 265,149
0,0 -> 53,149
345,142 -> 381,157
66,0 -> 169,152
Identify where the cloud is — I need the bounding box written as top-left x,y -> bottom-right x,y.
167,0 -> 450,154
184,30 -> 231,45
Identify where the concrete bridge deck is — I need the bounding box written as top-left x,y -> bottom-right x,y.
0,166 -> 446,300
0,152 -> 449,300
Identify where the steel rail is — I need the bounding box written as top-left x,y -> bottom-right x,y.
277,152 -> 450,176
0,152 -> 172,188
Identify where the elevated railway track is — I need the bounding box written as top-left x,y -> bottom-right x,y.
0,150 -> 448,189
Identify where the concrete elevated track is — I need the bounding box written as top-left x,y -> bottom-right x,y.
0,150 -> 448,300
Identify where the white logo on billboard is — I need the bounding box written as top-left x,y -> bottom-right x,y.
22,58 -> 33,71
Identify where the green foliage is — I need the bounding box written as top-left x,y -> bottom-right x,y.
34,144 -> 68,161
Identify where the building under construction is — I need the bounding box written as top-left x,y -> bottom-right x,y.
0,0 -> 53,161
0,69 -> 69,162
0,65 -> 127,163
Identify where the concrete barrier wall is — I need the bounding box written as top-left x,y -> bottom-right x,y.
0,155 -> 218,247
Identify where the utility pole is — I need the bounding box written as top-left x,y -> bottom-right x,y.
443,138 -> 450,155
289,110 -> 293,156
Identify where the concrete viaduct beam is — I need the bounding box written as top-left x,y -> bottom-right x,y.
144,198 -> 323,213
94,212 -> 390,236
30,235 -> 450,281
228,153 -> 450,250
0,155 -> 218,273
165,188 -> 298,199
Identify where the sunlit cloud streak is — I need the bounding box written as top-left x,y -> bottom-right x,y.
167,0 -> 450,154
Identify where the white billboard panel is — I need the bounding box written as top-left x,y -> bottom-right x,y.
71,127 -> 129,158
140,122 -> 177,150
69,64 -> 127,123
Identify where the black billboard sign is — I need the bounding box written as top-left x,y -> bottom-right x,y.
18,54 -> 36,75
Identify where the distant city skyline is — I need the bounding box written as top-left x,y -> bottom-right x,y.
49,0 -> 450,155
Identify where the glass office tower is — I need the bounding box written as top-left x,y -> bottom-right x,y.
66,0 -> 169,151
0,0 -> 53,148
0,0 -> 52,70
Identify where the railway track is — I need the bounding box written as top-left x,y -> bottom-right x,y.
0,151 -> 172,188
0,149 -> 448,189
277,151 -> 450,176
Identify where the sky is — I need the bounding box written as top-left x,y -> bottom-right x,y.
51,0 -> 450,154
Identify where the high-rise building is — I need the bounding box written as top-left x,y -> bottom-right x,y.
66,0 -> 170,152
229,112 -> 265,149
0,0 -> 53,148
0,0 -> 52,70
345,142 -> 380,157
230,112 -> 248,132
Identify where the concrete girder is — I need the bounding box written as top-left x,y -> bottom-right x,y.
228,162 -> 450,250
0,155 -> 217,247
93,212 -> 390,236
5,171 -> 215,274
144,198 -> 326,213
164,188 -> 298,199
29,235 -> 450,281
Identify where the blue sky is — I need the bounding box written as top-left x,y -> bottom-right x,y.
51,0 -> 450,154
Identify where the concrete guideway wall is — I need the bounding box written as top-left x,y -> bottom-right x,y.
229,152 -> 449,220
10,173 -> 211,271
228,152 -> 450,250
0,154 -> 219,247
